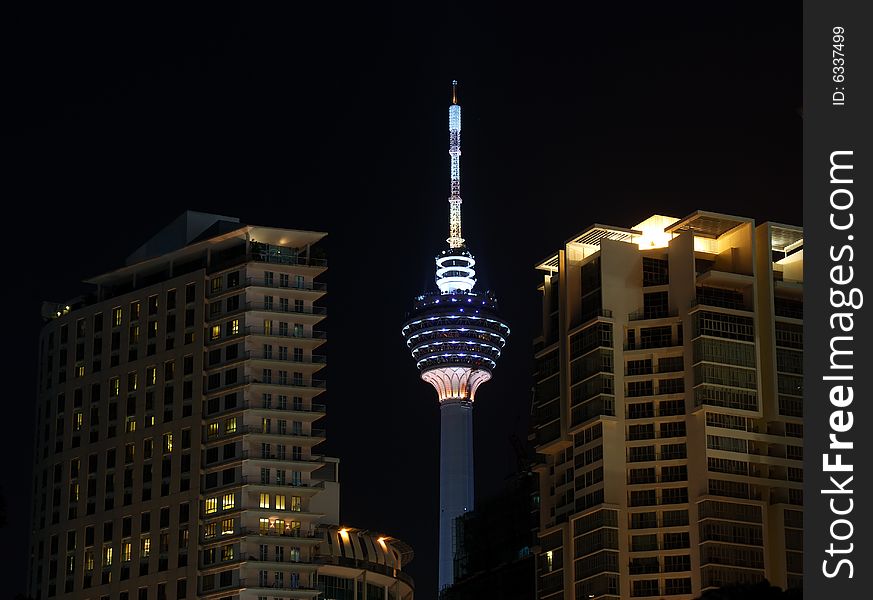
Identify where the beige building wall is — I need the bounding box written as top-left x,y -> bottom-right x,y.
29,214 -> 415,600
531,212 -> 804,600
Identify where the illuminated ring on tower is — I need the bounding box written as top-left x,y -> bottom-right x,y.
435,252 -> 476,293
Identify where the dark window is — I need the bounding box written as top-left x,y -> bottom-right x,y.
642,257 -> 669,286
643,291 -> 669,319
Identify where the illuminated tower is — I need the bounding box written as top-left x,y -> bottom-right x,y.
401,81 -> 510,592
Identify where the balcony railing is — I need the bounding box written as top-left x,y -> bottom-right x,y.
240,400 -> 326,413
238,425 -> 326,438
251,353 -> 327,364
200,577 -> 321,595
250,251 -> 327,268
690,297 -> 752,312
239,476 -> 325,490
247,302 -> 327,316
245,326 -> 327,340
247,277 -> 327,291
628,309 -> 678,321
239,526 -> 324,540
313,554 -> 415,589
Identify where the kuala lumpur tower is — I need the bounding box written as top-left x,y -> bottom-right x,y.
401,81 -> 510,592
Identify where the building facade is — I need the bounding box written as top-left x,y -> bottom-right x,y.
530,212 -> 803,599
28,211 -> 414,600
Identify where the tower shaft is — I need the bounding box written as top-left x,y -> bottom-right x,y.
439,400 -> 475,590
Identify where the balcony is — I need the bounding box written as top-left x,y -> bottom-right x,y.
250,376 -> 326,390
246,302 -> 327,316
239,400 -> 327,414
250,353 -> 327,365
246,326 -> 327,340
204,375 -> 326,394
239,425 -> 326,439
247,277 -> 327,292
217,425 -> 325,441
313,554 -> 415,589
628,309 -> 678,322
241,451 -> 327,465
250,249 -> 327,269
200,578 -> 321,598
690,297 -> 752,312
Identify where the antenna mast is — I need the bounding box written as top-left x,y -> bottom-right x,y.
447,80 -> 464,248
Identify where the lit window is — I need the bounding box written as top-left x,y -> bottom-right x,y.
125,417 -> 136,433
211,325 -> 221,340
222,493 -> 235,510
103,545 -> 113,567
73,411 -> 83,431
208,422 -> 219,437
163,433 -> 173,453
147,366 -> 157,386
84,549 -> 94,572
221,545 -> 234,561
71,483 -> 79,501
259,493 -> 270,509
259,518 -> 270,533
141,536 -> 150,557
275,495 -> 286,511
290,496 -> 302,512
145,414 -> 155,427
204,523 -> 216,538
131,301 -> 141,321
230,319 -> 240,335
121,540 -> 131,562
264,320 -> 272,335
130,324 -> 140,344
225,417 -> 237,434
205,498 -> 218,514
113,307 -> 123,327
128,371 -> 138,392
221,518 -> 234,535
110,377 -> 120,397
75,365 -> 85,378
211,278 -> 222,293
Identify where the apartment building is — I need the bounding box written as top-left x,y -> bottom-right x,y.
29,211 -> 414,600
530,211 -> 803,599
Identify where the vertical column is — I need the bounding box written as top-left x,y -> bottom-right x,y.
438,399 -> 474,591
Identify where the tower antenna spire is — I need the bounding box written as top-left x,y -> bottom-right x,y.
447,80 -> 464,248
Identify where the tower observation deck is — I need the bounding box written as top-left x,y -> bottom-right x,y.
401,81 -> 510,593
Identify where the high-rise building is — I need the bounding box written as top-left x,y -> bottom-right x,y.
29,211 -> 415,600
530,212 -> 803,599
443,470 -> 538,600
401,82 -> 510,593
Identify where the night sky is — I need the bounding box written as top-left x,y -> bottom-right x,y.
2,3 -> 799,598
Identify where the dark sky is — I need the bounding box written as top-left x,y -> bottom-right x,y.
2,3 -> 799,598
